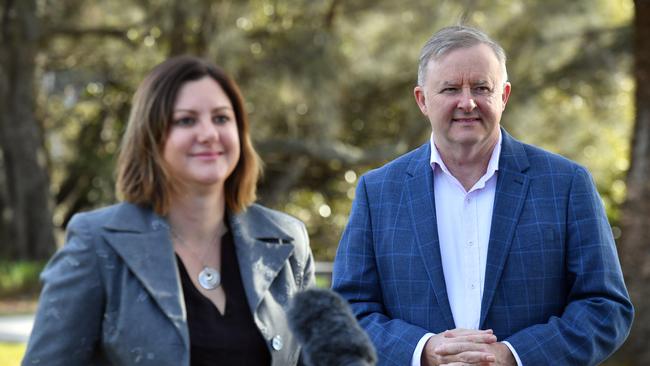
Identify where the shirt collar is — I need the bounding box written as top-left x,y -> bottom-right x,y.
429,131 -> 502,190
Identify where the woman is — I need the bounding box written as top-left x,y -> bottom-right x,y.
23,56 -> 314,366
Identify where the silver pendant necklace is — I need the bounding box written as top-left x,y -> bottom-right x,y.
171,226 -> 226,291
197,266 -> 221,290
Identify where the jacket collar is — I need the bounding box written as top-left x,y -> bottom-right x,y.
406,128 -> 531,329
101,203 -> 189,349
480,128 -> 530,327
100,203 -> 295,345
229,205 -> 295,314
405,143 -> 456,329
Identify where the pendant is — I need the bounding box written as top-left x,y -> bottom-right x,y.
198,267 -> 221,290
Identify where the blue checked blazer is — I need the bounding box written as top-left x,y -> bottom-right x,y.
332,129 -> 633,366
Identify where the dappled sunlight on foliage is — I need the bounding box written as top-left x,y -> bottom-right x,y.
2,0 -> 634,261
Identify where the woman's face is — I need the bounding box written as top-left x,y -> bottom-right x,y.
163,76 -> 240,192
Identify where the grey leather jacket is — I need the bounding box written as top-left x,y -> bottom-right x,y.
22,202 -> 314,366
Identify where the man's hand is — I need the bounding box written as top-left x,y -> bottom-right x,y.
483,342 -> 516,366
421,329 -> 497,366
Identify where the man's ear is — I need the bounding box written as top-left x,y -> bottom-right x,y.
414,86 -> 428,115
501,82 -> 511,110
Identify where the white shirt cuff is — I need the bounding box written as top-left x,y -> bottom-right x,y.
411,333 -> 435,366
502,341 -> 523,366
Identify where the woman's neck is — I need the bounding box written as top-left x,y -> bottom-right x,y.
167,189 -> 227,245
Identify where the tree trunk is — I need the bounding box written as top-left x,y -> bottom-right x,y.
168,0 -> 188,56
0,0 -> 56,260
617,0 -> 650,364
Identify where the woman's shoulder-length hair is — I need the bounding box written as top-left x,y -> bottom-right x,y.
116,55 -> 261,215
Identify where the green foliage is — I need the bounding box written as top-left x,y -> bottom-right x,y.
315,274 -> 331,289
0,261 -> 44,298
28,0 -> 633,261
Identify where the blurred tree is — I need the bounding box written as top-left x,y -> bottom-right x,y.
618,0 -> 650,364
0,0 -> 635,268
0,0 -> 55,260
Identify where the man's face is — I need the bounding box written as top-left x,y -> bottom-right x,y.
414,44 -> 511,153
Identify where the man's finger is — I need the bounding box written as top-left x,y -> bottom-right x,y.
435,341 -> 489,355
455,334 -> 497,344
436,350 -> 496,364
444,328 -> 494,338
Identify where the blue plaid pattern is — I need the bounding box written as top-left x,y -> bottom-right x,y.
332,129 -> 633,366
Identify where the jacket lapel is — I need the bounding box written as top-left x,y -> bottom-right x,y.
406,144 -> 456,330
101,203 -> 189,349
479,129 -> 530,328
229,206 -> 295,314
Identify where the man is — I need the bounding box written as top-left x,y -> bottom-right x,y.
332,25 -> 633,366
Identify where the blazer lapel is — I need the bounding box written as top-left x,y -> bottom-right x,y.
479,129 -> 530,328
229,207 -> 295,314
101,204 -> 189,349
406,144 -> 456,330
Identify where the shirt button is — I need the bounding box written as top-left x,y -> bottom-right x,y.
471,284 -> 476,289
272,335 -> 283,351
468,241 -> 474,246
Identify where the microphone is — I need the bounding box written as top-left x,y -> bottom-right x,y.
287,287 -> 377,366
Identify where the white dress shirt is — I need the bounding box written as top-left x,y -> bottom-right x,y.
411,132 -> 523,366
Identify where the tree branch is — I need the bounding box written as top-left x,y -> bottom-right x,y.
324,0 -> 342,30
40,25 -> 137,46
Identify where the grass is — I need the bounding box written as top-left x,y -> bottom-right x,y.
0,260 -> 39,364
0,261 -> 44,298
0,343 -> 25,366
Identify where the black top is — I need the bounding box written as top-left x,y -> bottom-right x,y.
177,231 -> 271,366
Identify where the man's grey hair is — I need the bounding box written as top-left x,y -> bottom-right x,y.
417,25 -> 508,86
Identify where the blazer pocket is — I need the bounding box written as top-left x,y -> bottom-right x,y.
512,225 -> 559,251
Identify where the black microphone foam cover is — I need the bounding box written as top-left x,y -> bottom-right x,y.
287,287 -> 377,366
